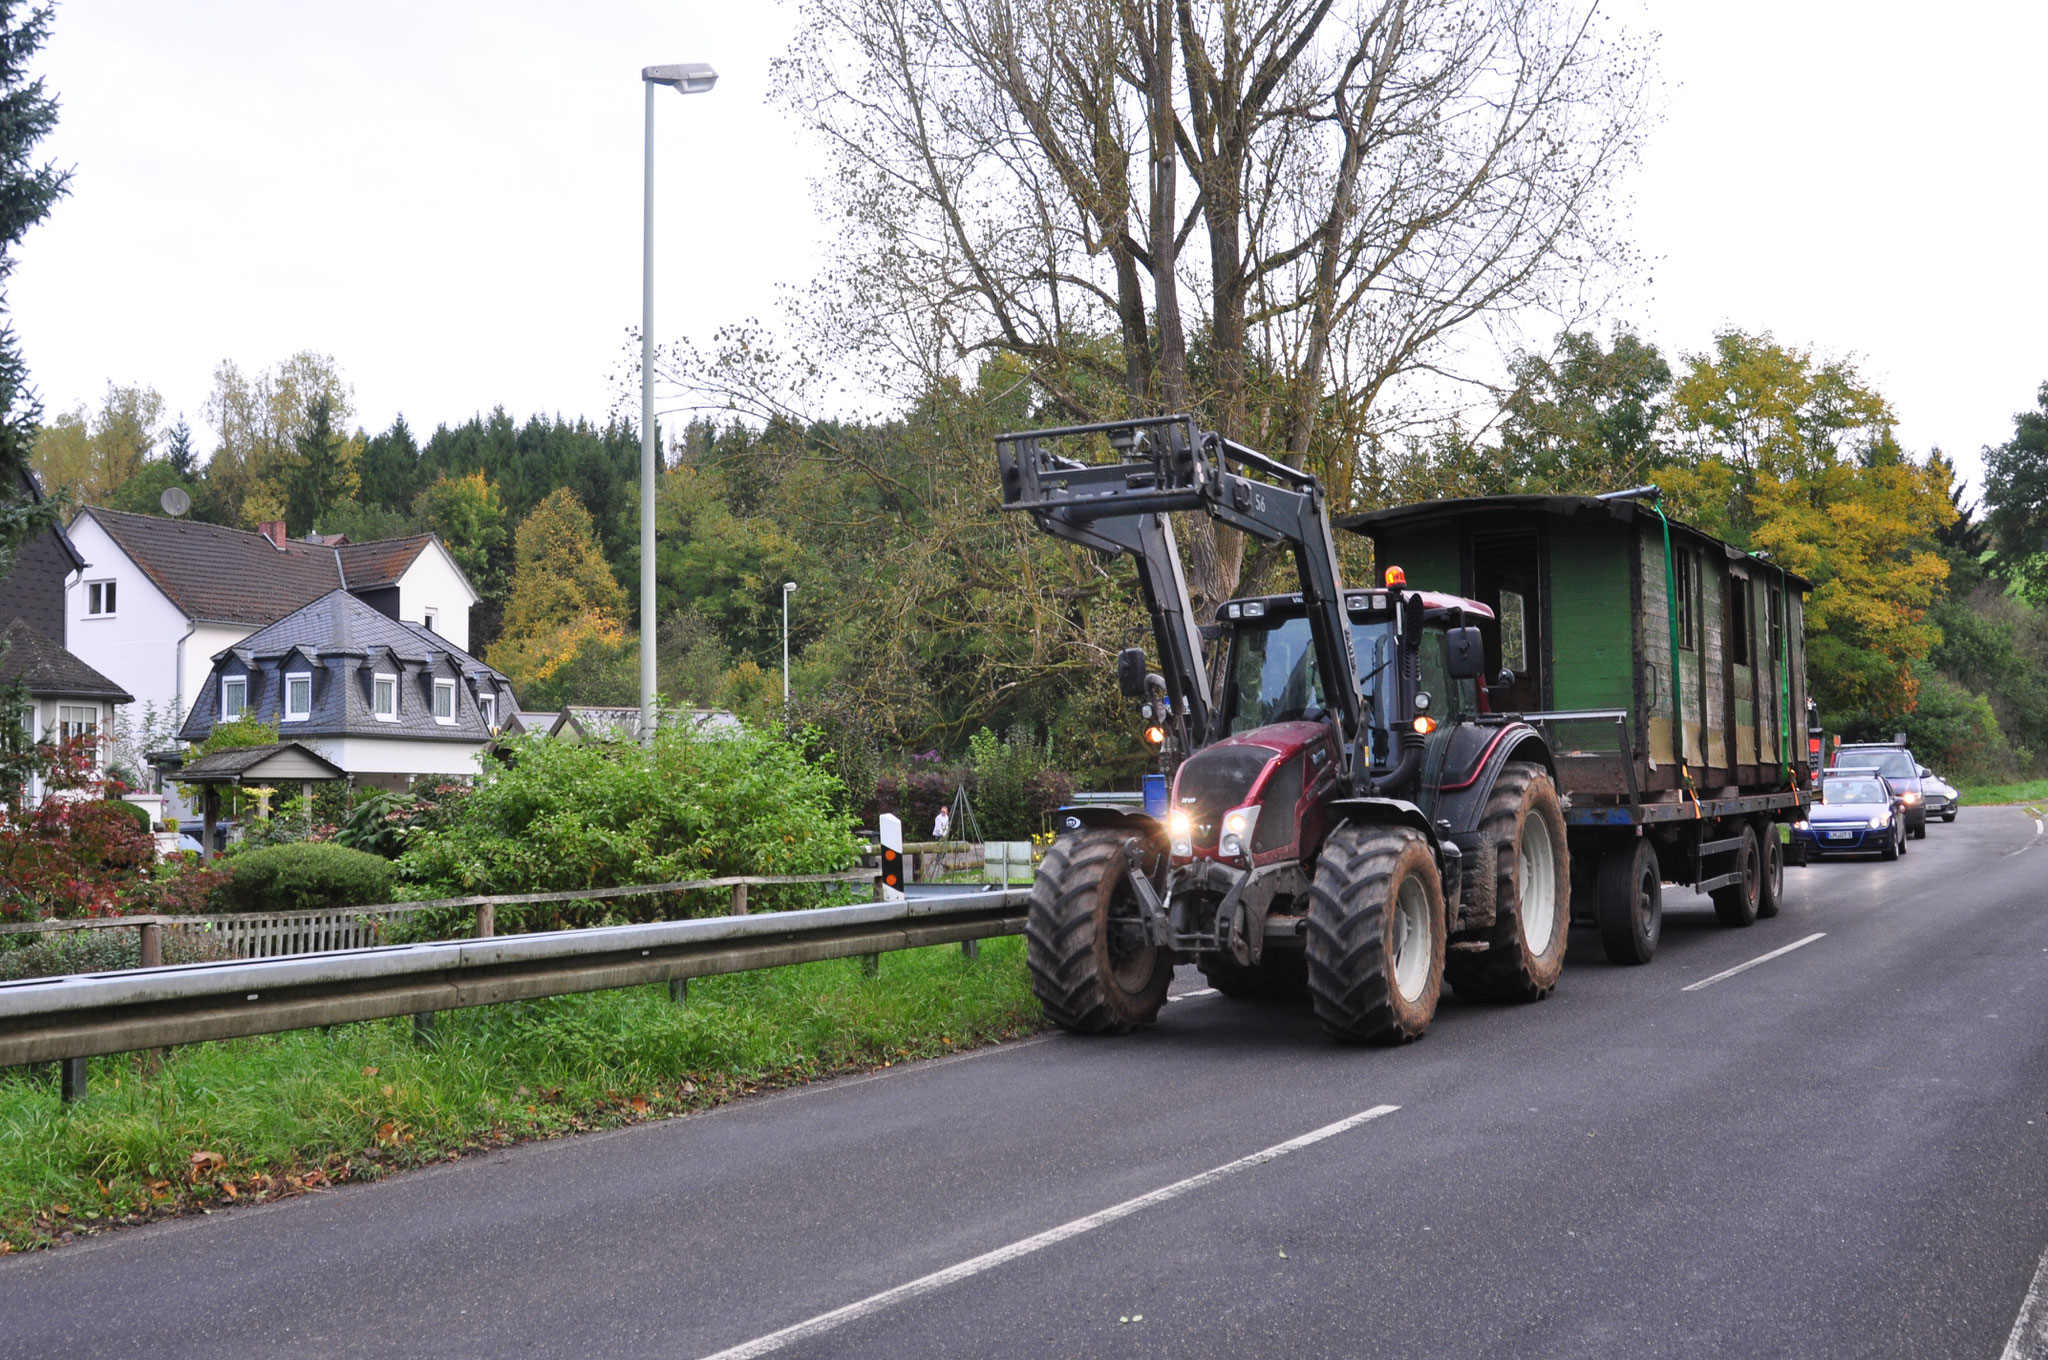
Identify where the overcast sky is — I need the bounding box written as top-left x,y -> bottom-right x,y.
14,1 -> 2044,496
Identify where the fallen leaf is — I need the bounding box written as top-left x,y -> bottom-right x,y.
51,1204 -> 70,1217
381,1085 -> 395,1098
516,1085 -> 530,1097
374,1121 -> 398,1145
187,1151 -> 225,1180
362,1067 -> 378,1077
220,1182 -> 238,1200
629,1097 -> 649,1114
1278,1250 -> 1287,1258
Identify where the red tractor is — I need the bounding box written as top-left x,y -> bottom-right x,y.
997,416 -> 1569,1044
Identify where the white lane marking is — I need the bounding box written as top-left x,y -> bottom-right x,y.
1681,933 -> 1827,992
1167,987 -> 1220,1003
692,1104 -> 1401,1360
2000,1240 -> 2048,1360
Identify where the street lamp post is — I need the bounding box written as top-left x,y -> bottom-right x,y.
640,61 -> 718,743
782,581 -> 797,705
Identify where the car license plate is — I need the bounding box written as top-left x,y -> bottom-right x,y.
1826,831 -> 1853,840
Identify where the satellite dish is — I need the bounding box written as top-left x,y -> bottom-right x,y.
160,486 -> 191,517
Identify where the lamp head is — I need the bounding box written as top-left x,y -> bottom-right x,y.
643,62 -> 718,95
783,581 -> 797,594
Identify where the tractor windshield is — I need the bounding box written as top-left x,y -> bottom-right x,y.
1227,613 -> 1394,735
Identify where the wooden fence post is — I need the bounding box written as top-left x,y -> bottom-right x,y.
139,920 -> 164,1070
730,883 -> 748,915
475,902 -> 495,938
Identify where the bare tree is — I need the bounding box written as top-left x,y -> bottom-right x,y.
771,0 -> 1653,607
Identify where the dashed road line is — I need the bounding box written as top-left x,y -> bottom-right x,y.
2001,1240 -> 2048,1359
1681,933 -> 1827,992
692,1104 -> 1401,1360
1167,987 -> 1219,1003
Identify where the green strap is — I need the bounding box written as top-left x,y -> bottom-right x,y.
1773,561 -> 1793,784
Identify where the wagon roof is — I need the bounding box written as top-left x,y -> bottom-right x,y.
1336,494 -> 1812,591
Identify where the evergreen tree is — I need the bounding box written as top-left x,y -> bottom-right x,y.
0,0 -> 69,576
1984,382 -> 2048,602
164,415 -> 196,476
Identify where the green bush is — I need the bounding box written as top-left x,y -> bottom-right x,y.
396,723 -> 863,931
102,798 -> 153,835
212,843 -> 397,913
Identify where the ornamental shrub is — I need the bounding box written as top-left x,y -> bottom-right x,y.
211,843 -> 397,914
103,797 -> 153,835
396,723 -> 862,932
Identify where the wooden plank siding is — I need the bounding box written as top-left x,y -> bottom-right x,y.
1547,520 -> 1634,713
1375,529 -> 1461,597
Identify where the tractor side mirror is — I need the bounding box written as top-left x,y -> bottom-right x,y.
1117,647 -> 1148,699
1495,668 -> 1516,691
1445,625 -> 1486,681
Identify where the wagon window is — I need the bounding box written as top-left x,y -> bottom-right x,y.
1675,551 -> 1697,652
1729,578 -> 1752,666
1498,590 -> 1527,672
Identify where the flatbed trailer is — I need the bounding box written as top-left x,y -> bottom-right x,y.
1342,493 -> 1815,962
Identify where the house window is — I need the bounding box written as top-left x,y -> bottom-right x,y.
57,704 -> 102,770
433,679 -> 456,724
422,608 -> 438,635
284,672 -> 313,722
1675,551 -> 1697,652
374,673 -> 397,721
222,676 -> 248,721
479,692 -> 496,731
85,580 -> 117,616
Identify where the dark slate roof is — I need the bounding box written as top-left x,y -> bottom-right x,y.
14,465 -> 85,571
79,509 -> 466,625
336,535 -> 432,590
175,742 -> 346,782
0,620 -> 132,700
177,590 -> 516,745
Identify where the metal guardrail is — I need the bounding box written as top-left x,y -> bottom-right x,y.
0,888 -> 1035,1084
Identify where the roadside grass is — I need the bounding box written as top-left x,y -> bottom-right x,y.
1954,777 -> 2048,807
0,937 -> 1042,1253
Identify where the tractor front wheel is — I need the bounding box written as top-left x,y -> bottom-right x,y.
1305,824 -> 1444,1045
1445,762 -> 1570,1003
1024,829 -> 1172,1034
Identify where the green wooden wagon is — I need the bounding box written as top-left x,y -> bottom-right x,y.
1340,491 -> 1816,963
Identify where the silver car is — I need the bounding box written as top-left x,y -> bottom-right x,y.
1920,772 -> 1960,822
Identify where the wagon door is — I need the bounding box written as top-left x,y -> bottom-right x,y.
1471,530 -> 1544,712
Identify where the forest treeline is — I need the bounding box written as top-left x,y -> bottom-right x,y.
27,328 -> 2048,792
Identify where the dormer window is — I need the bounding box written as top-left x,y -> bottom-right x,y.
221,676 -> 248,721
374,673 -> 398,721
433,678 -> 456,724
85,580 -> 117,616
284,672 -> 313,722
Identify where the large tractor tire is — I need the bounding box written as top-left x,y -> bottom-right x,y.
1444,762 -> 1571,1003
1025,829 -> 1172,1034
1304,824 -> 1444,1045
1596,837 -> 1662,965
1755,821 -> 1785,920
1710,823 -> 1762,928
1199,948 -> 1309,1001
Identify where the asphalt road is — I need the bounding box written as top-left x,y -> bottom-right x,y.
6,806 -> 2047,1359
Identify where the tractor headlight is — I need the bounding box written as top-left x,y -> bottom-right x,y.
1168,809 -> 1194,858
1218,805 -> 1261,860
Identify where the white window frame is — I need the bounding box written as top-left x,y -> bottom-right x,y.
373,673 -> 398,722
84,579 -> 118,617
56,704 -> 103,772
283,671 -> 313,722
221,676 -> 248,721
432,678 -> 457,725
479,691 -> 496,732
422,608 -> 439,635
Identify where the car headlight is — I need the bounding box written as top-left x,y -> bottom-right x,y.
1869,814 -> 1891,828
1794,820 -> 1809,831
1168,809 -> 1193,858
1218,805 -> 1261,860
1900,791 -> 1920,803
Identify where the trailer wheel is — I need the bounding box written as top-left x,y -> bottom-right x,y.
1024,829 -> 1171,1034
1755,822 -> 1785,920
1711,824 -> 1762,928
1305,824 -> 1444,1044
1199,949 -> 1309,1001
1596,838 -> 1662,965
1445,762 -> 1570,1003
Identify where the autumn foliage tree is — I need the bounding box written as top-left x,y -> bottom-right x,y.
485,487 -> 627,694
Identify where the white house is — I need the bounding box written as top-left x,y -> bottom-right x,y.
63,509 -> 480,738
0,619 -> 131,807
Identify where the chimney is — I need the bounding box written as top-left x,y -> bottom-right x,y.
259,521 -> 287,549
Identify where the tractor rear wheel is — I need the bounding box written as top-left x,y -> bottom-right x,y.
1304,824 -> 1444,1045
1024,829 -> 1171,1034
1444,762 -> 1570,1003
1596,837 -> 1662,965
1711,824 -> 1762,928
1199,948 -> 1309,1001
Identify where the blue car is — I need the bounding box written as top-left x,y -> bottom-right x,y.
1792,772 -> 1907,860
